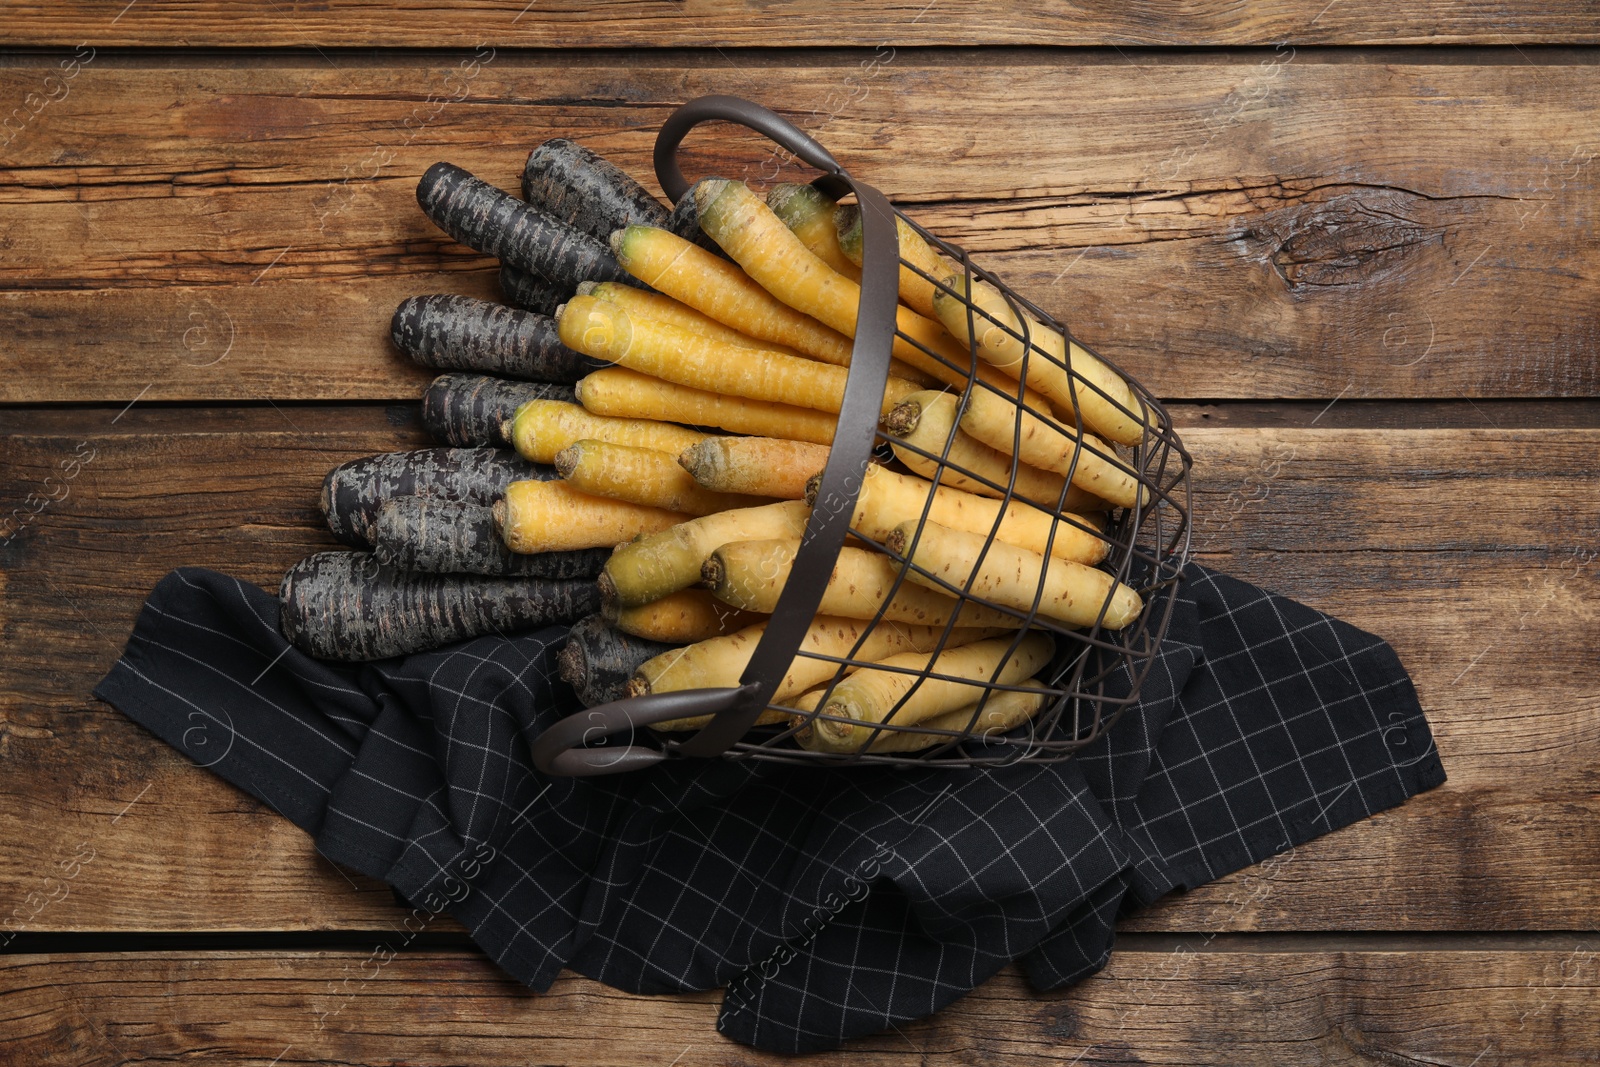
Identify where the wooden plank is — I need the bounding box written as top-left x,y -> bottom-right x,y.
2,57 -> 1596,402
1168,398 -> 1600,430
2,945 -> 1595,1064
0,407 -> 423,934
5,3 -> 1600,47
1,409 -> 1596,933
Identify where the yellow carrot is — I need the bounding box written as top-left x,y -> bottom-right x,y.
604,587 -> 764,643
634,616 -> 1010,724
767,182 -> 862,282
605,225 -> 934,386
959,387 -> 1145,509
704,537 -> 1023,629
934,274 -> 1151,446
834,204 -> 954,322
886,520 -> 1144,630
883,390 -> 1110,512
809,463 -> 1108,565
494,479 -> 688,553
803,633 -> 1055,752
578,280 -> 799,354
600,498 -> 811,607
554,439 -> 760,516
575,279 -> 936,376
798,679 -> 1052,754
693,179 -> 1044,403
510,399 -> 705,465
885,358 -> 946,390
610,225 -> 855,365
558,295 -> 921,416
678,437 -> 831,499
575,367 -> 839,445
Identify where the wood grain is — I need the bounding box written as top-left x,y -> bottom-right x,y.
5,3 -> 1600,47
2,945 -> 1596,1065
1,409 -> 1595,934
2,58 -> 1596,402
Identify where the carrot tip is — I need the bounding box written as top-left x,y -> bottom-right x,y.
882,399 -> 921,438
834,203 -> 862,245
597,569 -> 619,610
692,178 -> 732,213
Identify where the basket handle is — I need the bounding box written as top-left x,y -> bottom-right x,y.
529,685 -> 760,776
531,95 -> 901,776
653,95 -> 846,204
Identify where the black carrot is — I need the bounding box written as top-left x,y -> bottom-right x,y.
557,614 -> 676,707
280,551 -> 600,661
498,265 -> 569,318
321,446 -> 553,548
371,496 -> 609,579
392,294 -> 602,383
416,161 -> 627,287
522,139 -> 670,242
421,374 -> 573,449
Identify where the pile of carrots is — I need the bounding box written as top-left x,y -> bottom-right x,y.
278,137 -> 1154,756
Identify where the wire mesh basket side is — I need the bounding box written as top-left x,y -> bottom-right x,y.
716,202 -> 1193,767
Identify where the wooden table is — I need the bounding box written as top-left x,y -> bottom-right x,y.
3,6 -> 1596,1063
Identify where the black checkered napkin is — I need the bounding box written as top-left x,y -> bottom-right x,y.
95,563 -> 1443,1053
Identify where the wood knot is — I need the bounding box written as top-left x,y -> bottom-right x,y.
1236,187 -> 1445,291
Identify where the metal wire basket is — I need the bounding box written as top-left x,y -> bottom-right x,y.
532,96 -> 1191,776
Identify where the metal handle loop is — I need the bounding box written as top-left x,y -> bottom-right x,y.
530,684 -> 762,776
654,94 -> 846,204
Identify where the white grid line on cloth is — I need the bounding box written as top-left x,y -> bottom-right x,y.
139,606 -> 361,755
167,575 -> 370,702
109,650 -> 341,794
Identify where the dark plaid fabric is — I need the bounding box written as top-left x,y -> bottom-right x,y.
94,563 -> 1443,1053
